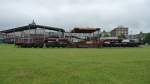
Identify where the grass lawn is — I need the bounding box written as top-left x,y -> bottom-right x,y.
0,44 -> 150,84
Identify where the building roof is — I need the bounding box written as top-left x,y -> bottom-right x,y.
71,28 -> 100,33
0,24 -> 65,33
111,26 -> 128,32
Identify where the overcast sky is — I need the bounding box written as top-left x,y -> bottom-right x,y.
0,0 -> 150,34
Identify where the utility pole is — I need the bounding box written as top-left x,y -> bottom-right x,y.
97,28 -> 101,48
13,28 -> 16,44
28,25 -> 31,43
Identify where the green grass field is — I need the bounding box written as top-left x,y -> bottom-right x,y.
0,45 -> 150,84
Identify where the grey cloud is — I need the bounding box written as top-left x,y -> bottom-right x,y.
0,0 -> 150,33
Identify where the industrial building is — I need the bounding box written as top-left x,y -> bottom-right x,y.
111,26 -> 128,37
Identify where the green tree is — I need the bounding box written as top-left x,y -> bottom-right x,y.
144,33 -> 150,44
118,34 -> 126,39
104,34 -> 110,37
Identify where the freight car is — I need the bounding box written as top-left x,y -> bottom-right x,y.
102,39 -> 140,47
15,37 -> 70,48
73,40 -> 103,48
45,38 -> 70,48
